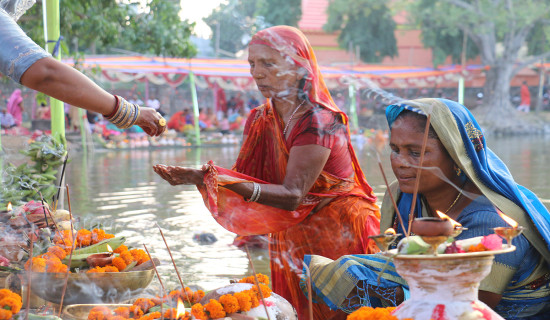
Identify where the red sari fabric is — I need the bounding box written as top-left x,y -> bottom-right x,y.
197,26 -> 380,319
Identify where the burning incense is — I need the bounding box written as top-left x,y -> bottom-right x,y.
143,244 -> 166,294
375,151 -> 407,236
301,262 -> 314,320
406,114 -> 431,237
55,155 -> 69,210
244,246 -> 271,320
39,194 -> 49,228
156,223 -> 192,306
58,185 -> 77,317
25,231 -> 33,320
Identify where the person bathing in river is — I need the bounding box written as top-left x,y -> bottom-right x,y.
1,0 -> 165,136
304,98 -> 550,319
154,25 -> 381,320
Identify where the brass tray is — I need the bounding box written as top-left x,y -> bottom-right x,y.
30,270 -> 154,305
63,304 -> 131,320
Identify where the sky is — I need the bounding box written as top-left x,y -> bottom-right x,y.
180,0 -> 226,39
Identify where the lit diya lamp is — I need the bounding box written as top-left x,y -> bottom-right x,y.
86,244 -> 115,268
411,216 -> 454,255
435,210 -> 468,238
369,228 -> 401,253
494,210 -> 524,248
176,298 -> 187,319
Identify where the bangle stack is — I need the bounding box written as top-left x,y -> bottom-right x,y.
246,182 -> 262,202
105,95 -> 141,129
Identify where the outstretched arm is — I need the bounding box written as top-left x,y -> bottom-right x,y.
20,57 -> 165,136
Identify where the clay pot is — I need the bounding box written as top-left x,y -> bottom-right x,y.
86,253 -> 114,268
411,217 -> 453,237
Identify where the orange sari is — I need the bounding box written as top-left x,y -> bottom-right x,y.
197,26 -> 380,320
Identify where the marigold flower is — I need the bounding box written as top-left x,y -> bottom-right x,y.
0,290 -> 12,300
104,265 -> 119,273
192,290 -> 205,304
251,283 -> 272,299
191,303 -> 207,320
139,311 -> 161,320
112,257 -> 127,271
133,298 -> 154,313
113,307 -> 129,318
25,257 -> 46,272
239,273 -> 270,286
47,246 -> 67,260
108,316 -> 125,320
120,251 -> 134,265
250,291 -> 260,309
128,305 -> 144,318
0,309 -> 12,320
113,244 -> 128,254
347,306 -> 399,320
234,291 -> 252,312
86,266 -> 105,273
468,243 -> 487,252
219,294 -> 239,314
0,295 -> 22,314
129,249 -> 150,265
87,306 -> 112,320
205,299 -> 226,319
76,229 -> 92,247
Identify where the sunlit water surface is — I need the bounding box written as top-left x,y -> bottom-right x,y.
24,135 -> 550,294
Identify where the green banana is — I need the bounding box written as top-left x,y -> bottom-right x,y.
70,236 -> 126,256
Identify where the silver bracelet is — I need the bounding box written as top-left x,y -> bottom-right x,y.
252,183 -> 262,202
246,182 -> 259,202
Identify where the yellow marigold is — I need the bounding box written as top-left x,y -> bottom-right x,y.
205,299 -> 226,319
219,294 -> 239,314
112,257 -> 127,271
129,249 -> 150,265
192,290 -> 205,304
25,257 -> 46,272
239,273 -> 270,286
113,307 -> 129,318
251,283 -> 272,299
191,303 -> 207,320
86,266 -> 105,273
139,311 -> 161,320
76,229 -> 92,247
87,306 -> 112,320
250,291 -> 260,309
0,295 -> 22,314
129,305 -> 144,318
0,290 -> 12,300
47,246 -> 67,260
113,244 -> 128,254
233,291 -> 252,312
0,309 -> 12,320
120,251 -> 134,265
133,298 -> 154,313
104,265 -> 119,273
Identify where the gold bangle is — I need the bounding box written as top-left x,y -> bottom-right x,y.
115,101 -> 132,127
120,104 -> 136,129
111,101 -> 128,126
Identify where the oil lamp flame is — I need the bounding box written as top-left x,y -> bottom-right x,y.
384,228 -> 396,235
435,210 -> 462,228
497,210 -> 518,228
106,244 -> 113,254
6,203 -> 12,212
176,298 -> 185,319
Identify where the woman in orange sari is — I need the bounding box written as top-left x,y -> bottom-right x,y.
154,26 -> 380,320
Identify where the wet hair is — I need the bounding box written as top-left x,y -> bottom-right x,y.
395,110 -> 439,139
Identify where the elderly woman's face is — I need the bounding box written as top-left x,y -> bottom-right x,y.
248,44 -> 302,99
389,114 -> 456,195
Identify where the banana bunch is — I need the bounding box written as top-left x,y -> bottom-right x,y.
62,236 -> 126,268
0,135 -> 66,207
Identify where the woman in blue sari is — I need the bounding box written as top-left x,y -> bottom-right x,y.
304,98 -> 550,319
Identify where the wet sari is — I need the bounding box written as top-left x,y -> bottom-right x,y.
197,26 -> 380,320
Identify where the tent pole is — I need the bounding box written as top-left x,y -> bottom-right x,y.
458,76 -> 465,105
45,0 -> 65,145
348,82 -> 359,132
189,72 -> 201,146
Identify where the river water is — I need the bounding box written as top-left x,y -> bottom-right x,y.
19,135 -> 550,293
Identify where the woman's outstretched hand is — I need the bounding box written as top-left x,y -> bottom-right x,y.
153,164 -> 205,186
136,107 -> 166,136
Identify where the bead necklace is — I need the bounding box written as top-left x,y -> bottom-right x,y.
283,100 -> 306,135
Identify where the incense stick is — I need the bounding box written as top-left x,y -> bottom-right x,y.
375,152 -> 407,236
58,185 -> 76,317
143,244 -> 165,294
406,114 -> 431,237
39,193 -> 49,228
244,246 -> 271,320
55,155 -> 69,209
301,262 -> 314,320
156,223 -> 192,306
25,231 -> 33,320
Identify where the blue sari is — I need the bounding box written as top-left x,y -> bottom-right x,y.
304,98 -> 550,319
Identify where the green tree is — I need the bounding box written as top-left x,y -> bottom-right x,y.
324,0 -> 397,63
256,0 -> 302,27
407,0 -> 550,129
203,0 -> 259,57
18,0 -> 195,57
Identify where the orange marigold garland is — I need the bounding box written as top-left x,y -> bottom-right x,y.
0,289 -> 22,319
347,307 -> 415,320
219,294 -> 239,314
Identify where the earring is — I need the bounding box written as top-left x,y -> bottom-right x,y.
454,165 -> 462,177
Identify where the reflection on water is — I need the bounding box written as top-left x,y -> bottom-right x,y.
57,135 -> 550,293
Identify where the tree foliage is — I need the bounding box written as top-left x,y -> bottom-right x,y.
324,0 -> 397,63
18,0 -> 196,58
256,0 -> 302,27
406,0 -> 550,126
